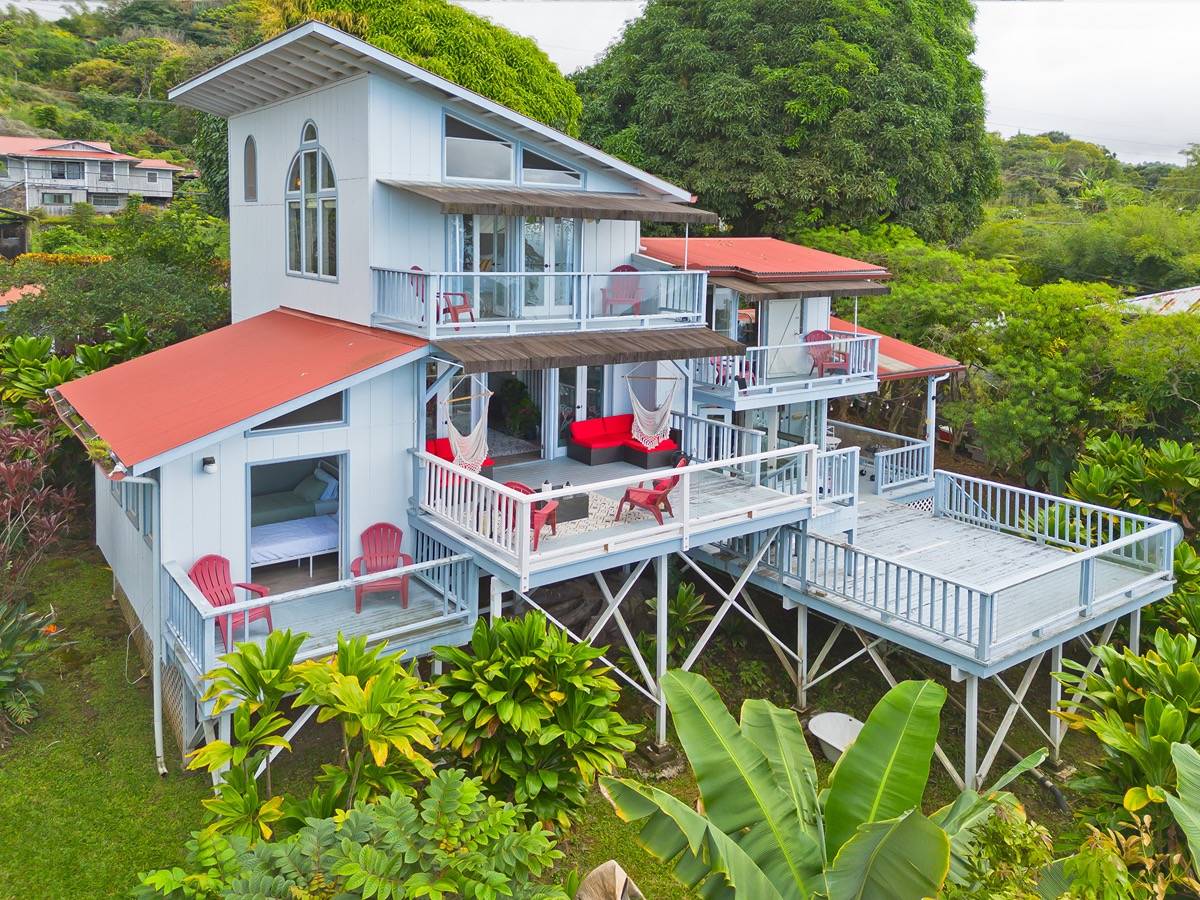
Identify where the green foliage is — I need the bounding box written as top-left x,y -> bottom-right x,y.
136,773 -> 569,900
434,612 -> 641,829
1055,628 -> 1200,835
263,0 -> 580,135
574,0 -> 996,240
940,800 -> 1052,899
602,670 -> 1037,899
0,602 -> 57,734
622,580 -> 713,671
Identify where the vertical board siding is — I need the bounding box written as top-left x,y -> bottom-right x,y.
94,465 -> 155,627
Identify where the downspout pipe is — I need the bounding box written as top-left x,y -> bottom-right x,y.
110,465 -> 167,777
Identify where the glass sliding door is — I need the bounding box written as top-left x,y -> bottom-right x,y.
521,216 -> 579,319
449,214 -> 511,319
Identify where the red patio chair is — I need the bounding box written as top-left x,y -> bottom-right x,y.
351,522 -> 412,612
439,291 -> 475,329
615,457 -> 687,526
804,329 -> 850,377
188,554 -> 272,652
599,264 -> 644,316
504,481 -> 559,551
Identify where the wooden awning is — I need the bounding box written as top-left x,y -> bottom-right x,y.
379,180 -> 719,225
710,275 -> 890,299
434,328 -> 744,374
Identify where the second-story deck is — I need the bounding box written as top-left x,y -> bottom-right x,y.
373,266 -> 708,338
411,414 -> 819,591
693,330 -> 881,409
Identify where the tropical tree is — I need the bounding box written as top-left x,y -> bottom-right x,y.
574,0 -> 996,240
602,670 -> 1043,898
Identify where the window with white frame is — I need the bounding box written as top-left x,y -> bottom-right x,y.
521,148 -> 581,187
285,122 -> 337,278
50,160 -> 83,179
243,136 -> 257,202
41,192 -> 71,206
99,160 -> 114,181
124,482 -> 140,529
91,194 -> 119,208
0,158 -> 8,177
146,170 -> 158,184
444,115 -> 513,182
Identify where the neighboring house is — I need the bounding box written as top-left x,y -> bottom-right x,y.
0,206 -> 36,258
0,283 -> 42,314
49,23 -> 1179,791
1123,284 -> 1200,315
0,137 -> 181,214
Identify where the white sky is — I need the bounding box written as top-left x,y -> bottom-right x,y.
10,0 -> 1197,164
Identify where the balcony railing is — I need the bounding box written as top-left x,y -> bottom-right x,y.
414,442 -> 818,590
694,332 -> 879,401
372,267 -> 708,337
830,420 -> 933,494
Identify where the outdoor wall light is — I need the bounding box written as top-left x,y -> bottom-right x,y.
201,456 -> 218,475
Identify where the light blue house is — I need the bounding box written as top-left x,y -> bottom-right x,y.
52,22 -> 1179,790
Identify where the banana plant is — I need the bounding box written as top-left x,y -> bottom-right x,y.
602,670 -> 1043,899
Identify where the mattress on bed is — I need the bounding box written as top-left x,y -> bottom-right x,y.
250,493 -> 337,527
251,514 -> 339,566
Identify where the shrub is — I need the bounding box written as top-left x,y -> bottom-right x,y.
1055,628 -> 1200,834
0,601 -> 59,738
941,799 -> 1053,899
136,772 -> 569,900
434,612 -> 641,828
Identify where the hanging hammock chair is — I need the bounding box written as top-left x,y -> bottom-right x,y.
625,369 -> 678,450
443,380 -> 493,472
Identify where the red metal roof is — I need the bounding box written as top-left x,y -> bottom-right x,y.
133,158 -> 185,171
0,137 -> 135,162
54,308 -> 427,471
829,316 -> 963,381
640,237 -> 889,283
0,284 -> 42,308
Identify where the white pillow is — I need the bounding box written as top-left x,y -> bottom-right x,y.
313,465 -> 338,501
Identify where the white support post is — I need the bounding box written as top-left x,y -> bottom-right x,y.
964,675 -> 979,791
796,604 -> 809,709
489,577 -> 503,623
655,555 -> 669,746
1129,608 -> 1141,655
1049,643 -> 1064,765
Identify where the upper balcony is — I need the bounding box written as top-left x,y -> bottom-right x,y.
693,330 -> 880,410
372,266 -> 708,339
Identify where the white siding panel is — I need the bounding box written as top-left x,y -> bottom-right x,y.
94,466 -> 156,630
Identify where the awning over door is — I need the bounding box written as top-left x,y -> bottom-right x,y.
433,328 -> 744,374
710,275 -> 891,298
379,180 -> 719,225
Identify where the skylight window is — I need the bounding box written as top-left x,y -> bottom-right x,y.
521,149 -> 581,187
444,115 -> 513,182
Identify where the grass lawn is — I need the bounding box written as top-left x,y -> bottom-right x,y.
0,550 -> 1100,898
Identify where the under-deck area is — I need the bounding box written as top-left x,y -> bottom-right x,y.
699,471 -> 1179,675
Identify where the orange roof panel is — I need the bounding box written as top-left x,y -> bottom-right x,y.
55,308 -> 427,470
829,316 -> 963,381
640,236 -> 889,283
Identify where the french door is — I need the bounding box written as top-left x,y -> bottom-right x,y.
553,365 -> 607,456
521,216 -> 579,319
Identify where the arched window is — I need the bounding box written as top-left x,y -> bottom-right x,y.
285,121 -> 337,278
243,136 -> 257,202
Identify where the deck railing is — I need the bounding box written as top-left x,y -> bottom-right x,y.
830,421 -> 933,494
372,267 -> 707,337
764,446 -> 859,507
671,412 -> 764,464
162,554 -> 477,682
694,332 -> 879,399
414,443 -> 818,588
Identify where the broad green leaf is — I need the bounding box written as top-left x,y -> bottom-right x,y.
739,698 -> 822,840
824,811 -> 950,900
1166,742 -> 1200,872
601,776 -> 785,900
661,670 -> 820,894
823,680 -> 945,856
1037,859 -> 1072,899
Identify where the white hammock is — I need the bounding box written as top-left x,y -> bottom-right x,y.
447,390 -> 492,472
627,377 -> 677,449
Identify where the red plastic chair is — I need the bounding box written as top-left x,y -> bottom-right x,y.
504,481 -> 559,551
599,264 -> 644,316
615,457 -> 687,526
439,292 -> 475,329
805,329 -> 851,377
351,523 -> 413,613
188,554 -> 272,651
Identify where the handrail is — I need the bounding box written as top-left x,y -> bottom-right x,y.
830,420 -> 926,447
695,333 -> 879,394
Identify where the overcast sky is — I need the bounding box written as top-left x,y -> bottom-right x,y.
10,0 -> 1197,165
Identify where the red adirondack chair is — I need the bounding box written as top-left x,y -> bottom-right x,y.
351,522 -> 413,612
188,554 -> 272,651
439,292 -> 475,329
504,481 -> 558,551
615,457 -> 687,526
804,329 -> 851,377
599,264 -> 644,317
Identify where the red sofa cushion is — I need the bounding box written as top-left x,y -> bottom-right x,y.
604,414 -> 635,437
570,419 -> 606,443
622,436 -> 679,454
425,438 -> 493,468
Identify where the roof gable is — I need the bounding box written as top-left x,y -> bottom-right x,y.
169,20 -> 694,202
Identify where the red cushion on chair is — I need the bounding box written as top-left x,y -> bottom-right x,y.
604,414 -> 635,437
570,419 -> 606,442
622,436 -> 679,453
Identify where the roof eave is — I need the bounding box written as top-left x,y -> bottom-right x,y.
168,20 -> 694,203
